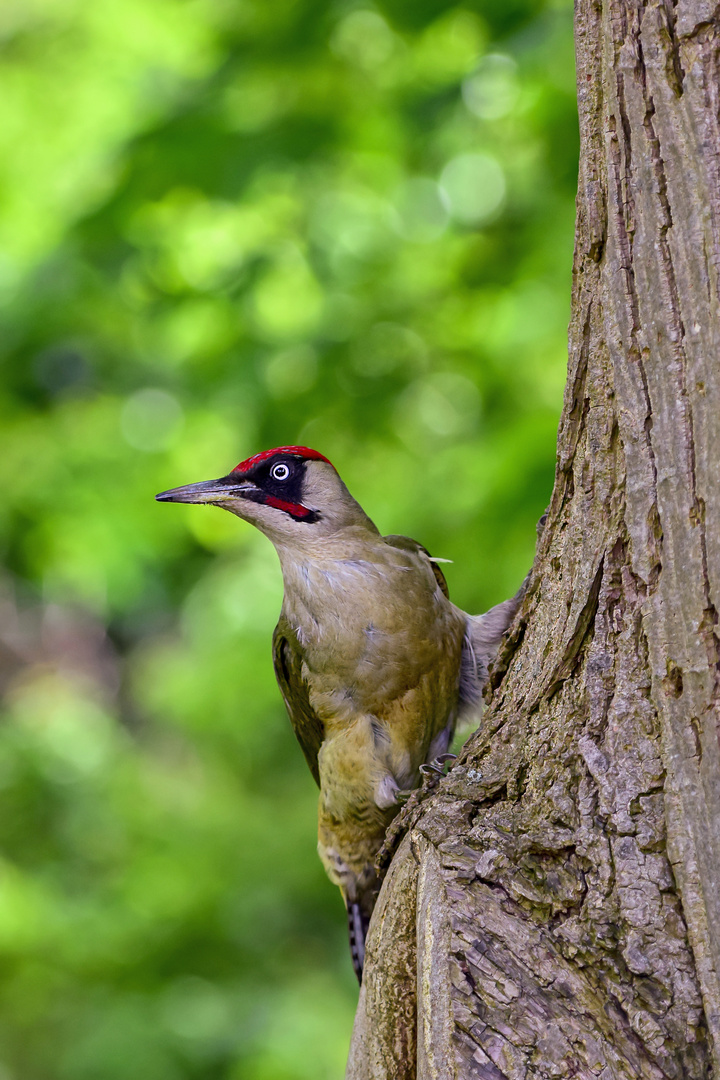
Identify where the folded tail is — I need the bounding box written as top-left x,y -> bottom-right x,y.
458,590 -> 525,712
347,900 -> 370,983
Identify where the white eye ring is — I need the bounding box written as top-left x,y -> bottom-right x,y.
271,462 -> 291,481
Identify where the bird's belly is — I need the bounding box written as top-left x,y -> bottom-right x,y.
288,580 -> 465,709
283,556 -> 466,782
308,630 -> 462,795
303,621 -> 460,719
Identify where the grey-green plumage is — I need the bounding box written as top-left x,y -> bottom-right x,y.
156,447 -> 526,982
273,534 -> 451,793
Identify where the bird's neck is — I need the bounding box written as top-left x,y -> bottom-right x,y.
273,524 -> 381,572
273,529 -> 395,637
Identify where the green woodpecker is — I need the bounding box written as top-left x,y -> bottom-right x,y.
156,446 -> 524,980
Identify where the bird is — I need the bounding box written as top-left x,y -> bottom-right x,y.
156,445 -> 525,981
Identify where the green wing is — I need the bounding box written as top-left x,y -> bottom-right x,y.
272,619 -> 324,787
383,533 -> 450,599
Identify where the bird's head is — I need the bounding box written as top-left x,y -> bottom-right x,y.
156,446 -> 378,547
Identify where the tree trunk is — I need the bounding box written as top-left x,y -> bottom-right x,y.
346,0 -> 720,1076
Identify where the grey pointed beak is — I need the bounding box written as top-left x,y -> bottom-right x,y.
155,476 -> 257,505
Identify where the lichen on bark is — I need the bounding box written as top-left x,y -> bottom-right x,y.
346,0 -> 720,1076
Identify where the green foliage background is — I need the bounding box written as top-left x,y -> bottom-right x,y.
0,0 -> 576,1075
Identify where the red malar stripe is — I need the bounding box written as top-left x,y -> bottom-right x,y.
264,495 -> 312,517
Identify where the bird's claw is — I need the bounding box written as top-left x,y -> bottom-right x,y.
393,754 -> 457,805
420,752 -> 457,778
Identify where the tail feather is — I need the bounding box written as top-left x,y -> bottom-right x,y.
347,900 -> 371,983
458,519 -> 543,711
459,588 -> 527,712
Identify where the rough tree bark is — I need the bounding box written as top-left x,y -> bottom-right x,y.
346,0 -> 720,1076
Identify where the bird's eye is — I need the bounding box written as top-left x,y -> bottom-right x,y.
271,462 -> 291,481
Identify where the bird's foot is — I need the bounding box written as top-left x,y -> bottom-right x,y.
394,754 -> 456,803
376,755 -> 458,874
419,752 -> 457,778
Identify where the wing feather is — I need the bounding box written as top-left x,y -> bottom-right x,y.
272,619 -> 324,787
382,533 -> 450,598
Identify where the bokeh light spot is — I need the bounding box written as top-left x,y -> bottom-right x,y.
414,10 -> 486,84
330,10 -> 398,69
121,389 -> 184,452
262,346 -> 318,398
392,178 -> 449,243
396,372 -> 481,444
440,153 -> 506,225
250,250 -> 324,341
462,54 -> 520,120
311,191 -> 394,262
351,323 -> 428,378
